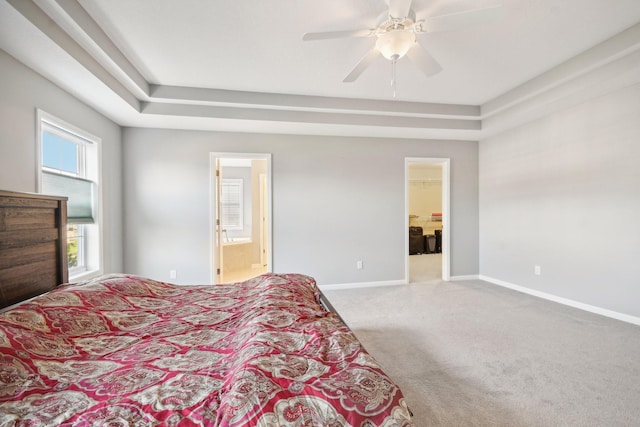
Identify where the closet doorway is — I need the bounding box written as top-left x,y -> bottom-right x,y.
210,153 -> 272,284
405,158 -> 450,283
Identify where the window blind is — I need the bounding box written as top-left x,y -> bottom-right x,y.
42,171 -> 95,224
221,179 -> 242,229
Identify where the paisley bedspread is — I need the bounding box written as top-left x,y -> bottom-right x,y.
0,273 -> 413,426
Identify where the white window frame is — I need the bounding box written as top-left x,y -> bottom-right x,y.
36,110 -> 103,281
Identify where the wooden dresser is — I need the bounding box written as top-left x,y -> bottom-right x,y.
0,190 -> 68,309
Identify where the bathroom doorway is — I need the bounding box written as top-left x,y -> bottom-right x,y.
210,153 -> 272,284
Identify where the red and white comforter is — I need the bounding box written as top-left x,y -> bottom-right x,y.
0,273 -> 413,426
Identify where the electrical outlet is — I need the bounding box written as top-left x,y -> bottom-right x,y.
170,270 -> 177,279
534,265 -> 541,276
356,260 -> 363,270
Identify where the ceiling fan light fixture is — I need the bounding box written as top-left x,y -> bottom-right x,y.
375,30 -> 415,60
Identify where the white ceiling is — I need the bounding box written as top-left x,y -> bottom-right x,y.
78,0 -> 639,104
1,0 -> 640,139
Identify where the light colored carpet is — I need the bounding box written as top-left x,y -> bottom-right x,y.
323,257 -> 640,426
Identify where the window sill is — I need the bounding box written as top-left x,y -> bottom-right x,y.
69,269 -> 103,283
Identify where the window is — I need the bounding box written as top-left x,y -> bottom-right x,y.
221,178 -> 243,230
38,111 -> 101,279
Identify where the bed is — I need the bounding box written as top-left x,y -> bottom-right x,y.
0,190 -> 414,426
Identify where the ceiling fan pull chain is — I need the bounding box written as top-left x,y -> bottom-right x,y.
391,56 -> 397,98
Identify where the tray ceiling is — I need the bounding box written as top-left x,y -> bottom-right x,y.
1,0 -> 640,139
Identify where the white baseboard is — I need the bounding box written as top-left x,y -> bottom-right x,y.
479,275 -> 640,326
450,274 -> 479,281
319,279 -> 407,292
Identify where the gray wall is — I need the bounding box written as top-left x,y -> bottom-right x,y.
122,128 -> 479,285
0,50 -> 124,274
479,83 -> 640,318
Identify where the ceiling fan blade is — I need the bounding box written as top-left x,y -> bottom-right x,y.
343,49 -> 381,82
388,0 -> 413,19
303,29 -> 375,41
423,4 -> 504,33
406,43 -> 442,77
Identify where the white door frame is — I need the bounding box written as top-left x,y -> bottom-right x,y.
209,152 -> 272,284
405,157 -> 451,282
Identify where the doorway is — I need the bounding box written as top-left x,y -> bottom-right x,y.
210,153 -> 272,284
405,158 -> 450,282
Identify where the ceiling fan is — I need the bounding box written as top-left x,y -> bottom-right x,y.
303,0 -> 502,94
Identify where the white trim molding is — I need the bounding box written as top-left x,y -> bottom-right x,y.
479,275 -> 640,327
450,274 -> 480,281
319,279 -> 407,292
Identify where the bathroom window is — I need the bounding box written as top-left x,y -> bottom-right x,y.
221,178 -> 243,230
